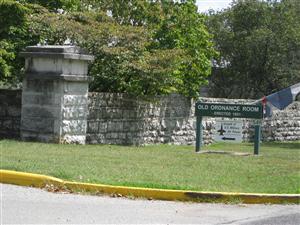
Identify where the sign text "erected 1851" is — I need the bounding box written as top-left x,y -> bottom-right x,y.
195,102 -> 263,119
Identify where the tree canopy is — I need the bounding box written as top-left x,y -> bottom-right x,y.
0,0 -> 216,98
0,0 -> 34,85
207,0 -> 300,98
2,0 -> 298,99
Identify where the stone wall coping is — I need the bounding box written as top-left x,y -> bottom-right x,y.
25,45 -> 83,53
198,97 -> 257,104
20,45 -> 94,61
20,52 -> 94,61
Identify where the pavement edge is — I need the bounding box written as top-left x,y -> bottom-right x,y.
1,169 -> 299,204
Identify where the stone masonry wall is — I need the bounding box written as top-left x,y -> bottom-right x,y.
0,90 -> 299,144
87,94 -> 300,145
262,102 -> 300,141
0,89 -> 22,139
87,93 -> 195,145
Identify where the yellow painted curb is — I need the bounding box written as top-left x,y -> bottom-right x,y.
1,170 -> 299,204
0,170 -> 63,187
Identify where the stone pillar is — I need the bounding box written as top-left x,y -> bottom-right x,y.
20,46 -> 94,144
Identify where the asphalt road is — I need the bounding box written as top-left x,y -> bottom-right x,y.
1,184 -> 299,224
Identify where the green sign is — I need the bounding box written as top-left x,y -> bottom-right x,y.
195,102 -> 263,154
195,102 -> 263,119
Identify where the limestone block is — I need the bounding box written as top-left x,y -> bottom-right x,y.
160,120 -> 167,130
24,79 -> 58,94
7,106 -> 21,117
98,122 -> 107,131
107,121 -> 114,132
126,132 -> 135,139
121,109 -> 129,119
99,109 -> 109,119
123,121 -> 131,131
0,108 -> 6,117
26,57 -> 63,74
86,134 -> 98,144
88,108 -> 99,120
114,121 -> 123,131
135,110 -> 144,118
64,82 -> 88,94
21,118 -> 54,133
22,106 -> 60,119
62,120 -> 87,134
62,134 -> 86,144
93,134 -> 105,143
22,93 -> 61,106
129,110 -> 137,119
129,123 -> 139,132
87,121 -> 99,133
62,60 -> 88,75
63,107 -> 87,119
21,131 -> 57,142
3,120 -> 12,129
106,132 -> 119,139
118,133 -> 126,139
13,119 -> 21,131
110,108 -> 123,119
63,95 -> 87,106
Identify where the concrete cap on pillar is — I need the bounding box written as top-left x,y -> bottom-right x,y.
20,45 -> 94,61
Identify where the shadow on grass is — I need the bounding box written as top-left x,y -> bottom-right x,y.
262,142 -> 300,150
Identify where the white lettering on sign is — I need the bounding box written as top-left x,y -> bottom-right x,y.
196,103 -> 262,119
242,106 -> 259,112
213,120 -> 243,143
210,105 -> 241,111
198,104 -> 209,110
213,111 -> 231,116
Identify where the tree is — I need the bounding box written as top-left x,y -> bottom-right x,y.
151,0 -> 216,97
1,0 -> 216,98
0,0 -> 39,86
18,0 -> 82,11
207,0 -> 300,98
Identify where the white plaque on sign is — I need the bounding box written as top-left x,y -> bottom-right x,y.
213,120 -> 243,143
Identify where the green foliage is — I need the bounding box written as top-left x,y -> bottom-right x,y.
1,0 -> 215,97
207,0 -> 300,98
0,0 -> 31,85
28,9 -> 183,96
0,0 -> 27,35
98,0 -> 153,26
152,0 -> 216,97
25,0 -> 215,97
18,0 -> 82,11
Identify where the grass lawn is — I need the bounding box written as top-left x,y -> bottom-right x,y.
0,139 -> 299,194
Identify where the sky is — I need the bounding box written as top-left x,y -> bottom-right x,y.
196,0 -> 233,12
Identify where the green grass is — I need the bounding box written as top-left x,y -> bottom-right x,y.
0,139 -> 299,194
